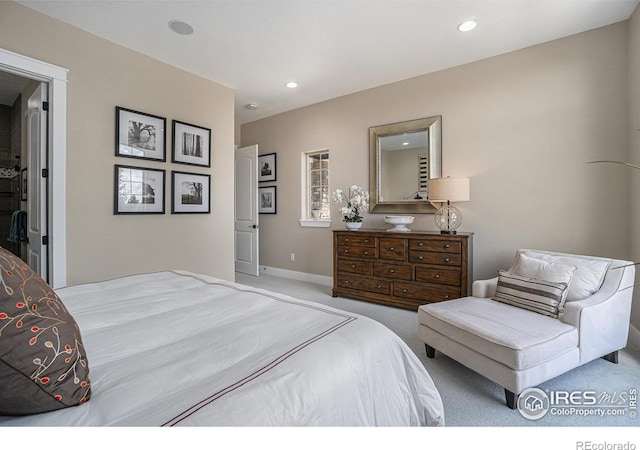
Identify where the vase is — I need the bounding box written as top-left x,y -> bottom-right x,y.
345,221 -> 363,231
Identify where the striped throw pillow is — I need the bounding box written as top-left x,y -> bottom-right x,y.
493,270 -> 569,318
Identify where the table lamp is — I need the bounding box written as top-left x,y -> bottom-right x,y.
429,177 -> 470,234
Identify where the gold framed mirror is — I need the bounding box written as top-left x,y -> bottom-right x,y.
369,116 -> 442,213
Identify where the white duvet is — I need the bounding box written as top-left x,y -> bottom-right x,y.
0,271 -> 444,426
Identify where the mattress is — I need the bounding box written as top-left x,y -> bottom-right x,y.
0,270 -> 443,426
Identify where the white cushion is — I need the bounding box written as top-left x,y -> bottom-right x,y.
509,253 -> 576,301
520,250 -> 611,301
493,270 -> 569,318
510,253 -> 577,283
418,298 -> 578,371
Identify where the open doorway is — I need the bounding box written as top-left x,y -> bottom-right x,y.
0,48 -> 67,288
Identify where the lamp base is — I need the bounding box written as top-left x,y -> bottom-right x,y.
434,204 -> 463,234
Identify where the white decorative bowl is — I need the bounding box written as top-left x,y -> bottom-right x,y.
384,215 -> 415,232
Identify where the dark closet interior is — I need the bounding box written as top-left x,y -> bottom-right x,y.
0,97 -> 23,259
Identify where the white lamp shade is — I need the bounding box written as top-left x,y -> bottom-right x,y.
429,177 -> 470,202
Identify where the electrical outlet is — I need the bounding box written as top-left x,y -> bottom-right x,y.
290,253 -> 295,262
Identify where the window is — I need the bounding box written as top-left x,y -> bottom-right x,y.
300,150 -> 330,227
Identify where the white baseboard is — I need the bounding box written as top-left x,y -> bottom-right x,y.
259,266 -> 333,287
628,324 -> 640,351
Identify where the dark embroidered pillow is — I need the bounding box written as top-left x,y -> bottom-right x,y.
0,247 -> 91,415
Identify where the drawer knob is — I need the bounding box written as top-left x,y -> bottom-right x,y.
418,256 -> 423,260
364,251 -> 369,255
344,280 -> 350,284
344,250 -> 349,254
351,264 -> 357,268
444,244 -> 450,249
418,242 -> 424,247
444,295 -> 450,300
364,239 -> 369,243
444,258 -> 450,263
377,285 -> 383,289
435,274 -> 441,279
389,269 -> 395,273
402,289 -> 408,293
345,238 -> 349,242
389,247 -> 395,251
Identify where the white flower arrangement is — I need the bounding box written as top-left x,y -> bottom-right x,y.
332,185 -> 370,223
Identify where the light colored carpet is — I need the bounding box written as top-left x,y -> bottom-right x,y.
236,272 -> 640,428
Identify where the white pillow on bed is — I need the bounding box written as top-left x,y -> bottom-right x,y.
519,250 -> 611,301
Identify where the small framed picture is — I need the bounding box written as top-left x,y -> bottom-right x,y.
172,171 -> 211,214
259,186 -> 277,214
172,120 -> 211,167
20,168 -> 27,201
116,106 -> 166,161
114,165 -> 166,214
258,153 -> 276,182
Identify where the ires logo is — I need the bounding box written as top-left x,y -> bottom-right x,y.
549,390 -> 598,405
518,388 -> 637,420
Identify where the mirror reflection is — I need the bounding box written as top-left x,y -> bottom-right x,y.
379,130 -> 428,202
369,116 -> 442,213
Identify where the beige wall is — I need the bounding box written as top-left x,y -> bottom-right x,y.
242,23 -> 631,290
0,2 -> 235,285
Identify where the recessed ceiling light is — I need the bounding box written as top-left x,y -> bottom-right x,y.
168,20 -> 194,35
402,142 -> 409,146
457,20 -> 477,32
286,81 -> 298,89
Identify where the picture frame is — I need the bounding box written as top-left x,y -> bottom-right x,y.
259,186 -> 277,214
115,106 -> 166,161
114,164 -> 166,214
20,168 -> 27,201
172,171 -> 211,214
258,153 -> 277,182
172,120 -> 211,167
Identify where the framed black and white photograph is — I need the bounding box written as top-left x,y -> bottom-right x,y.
20,168 -> 27,201
258,153 -> 276,182
172,120 -> 211,167
259,186 -> 277,214
114,164 -> 166,214
116,106 -> 166,161
172,171 -> 211,214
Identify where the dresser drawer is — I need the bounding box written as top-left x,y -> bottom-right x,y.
337,275 -> 390,295
394,283 -> 459,303
409,251 -> 461,266
409,239 -> 461,254
336,234 -> 376,247
337,245 -> 376,258
415,267 -> 460,286
379,238 -> 406,261
373,263 -> 413,281
337,259 -> 372,275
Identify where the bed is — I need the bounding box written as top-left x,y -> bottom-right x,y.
0,270 -> 444,426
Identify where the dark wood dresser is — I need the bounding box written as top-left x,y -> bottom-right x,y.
332,229 -> 473,310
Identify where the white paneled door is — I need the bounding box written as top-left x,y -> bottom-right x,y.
235,145 -> 259,276
26,82 -> 48,281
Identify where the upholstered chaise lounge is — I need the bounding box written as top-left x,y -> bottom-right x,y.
418,249 -> 635,408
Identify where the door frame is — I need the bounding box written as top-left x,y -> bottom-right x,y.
0,48 -> 67,288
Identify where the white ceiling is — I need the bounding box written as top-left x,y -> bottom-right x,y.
14,0 -> 640,124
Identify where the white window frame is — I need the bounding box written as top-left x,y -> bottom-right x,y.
299,149 -> 331,228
